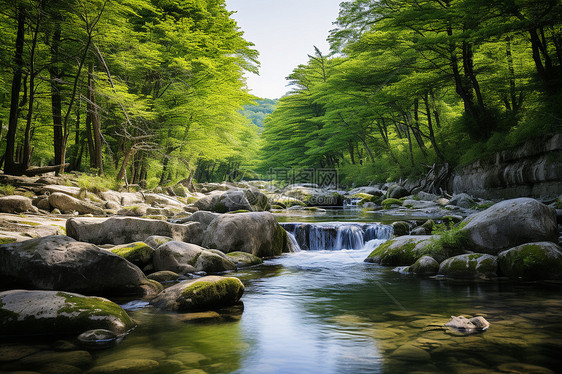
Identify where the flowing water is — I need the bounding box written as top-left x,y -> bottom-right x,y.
2,209 -> 562,374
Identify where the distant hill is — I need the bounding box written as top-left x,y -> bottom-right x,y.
242,99 -> 277,127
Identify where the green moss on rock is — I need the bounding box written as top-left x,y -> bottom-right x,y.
438,253 -> 498,279
498,242 -> 562,280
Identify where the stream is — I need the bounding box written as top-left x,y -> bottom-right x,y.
3,209 -> 562,373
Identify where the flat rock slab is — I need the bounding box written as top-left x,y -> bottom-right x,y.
66,216 -> 203,245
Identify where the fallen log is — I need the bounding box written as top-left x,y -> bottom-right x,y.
23,163 -> 70,177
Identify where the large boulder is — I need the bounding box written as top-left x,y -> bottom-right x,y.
0,290 -> 135,337
498,242 -> 562,280
150,276 -> 244,312
202,212 -> 290,258
66,216 -> 204,245
0,236 -> 161,296
448,193 -> 476,209
153,241 -> 236,274
0,195 -> 36,213
144,193 -> 185,208
460,198 -> 558,254
193,188 -> 269,213
41,185 -> 82,198
438,253 -> 498,279
48,192 -> 105,215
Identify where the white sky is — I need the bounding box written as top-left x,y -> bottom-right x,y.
226,0 -> 343,99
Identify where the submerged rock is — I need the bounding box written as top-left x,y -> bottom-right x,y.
460,198 -> 558,255
0,235 -> 161,296
498,242 -> 562,280
444,315 -> 489,334
150,276 -> 244,312
0,290 -> 136,337
202,212 -> 290,258
77,329 -> 119,349
438,253 -> 498,279
87,358 -> 159,374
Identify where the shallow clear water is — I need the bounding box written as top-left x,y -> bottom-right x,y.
2,211 -> 562,374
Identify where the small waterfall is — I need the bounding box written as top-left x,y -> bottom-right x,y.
343,198 -> 362,208
287,232 -> 302,252
281,222 -> 393,251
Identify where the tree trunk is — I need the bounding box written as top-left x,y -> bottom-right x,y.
4,7 -> 26,174
424,94 -> 446,163
116,145 -> 136,181
50,20 -> 64,175
86,64 -> 95,168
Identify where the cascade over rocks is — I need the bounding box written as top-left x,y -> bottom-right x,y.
0,235 -> 161,296
202,212 -> 290,258
66,216 -> 204,245
460,198 -> 558,255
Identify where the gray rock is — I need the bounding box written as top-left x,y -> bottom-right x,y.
402,199 -> 440,209
498,242 -> 562,280
406,255 -> 439,275
117,204 -> 149,217
109,242 -> 155,269
444,315 -> 489,333
0,195 -> 36,213
283,186 -> 340,206
226,252 -> 264,267
386,184 -> 409,199
150,276 -> 244,312
144,193 -> 184,208
0,235 -> 161,296
36,196 -> 51,211
0,290 -> 136,337
144,235 -> 173,249
193,188 -> 269,212
147,270 -> 185,283
448,193 -> 475,208
66,216 -> 204,245
99,191 -> 122,206
41,185 -> 82,198
416,191 -> 440,202
460,198 -> 558,254
202,212 -> 290,258
48,192 -> 105,215
438,253 -> 498,279
120,192 -> 144,206
153,241 -> 235,274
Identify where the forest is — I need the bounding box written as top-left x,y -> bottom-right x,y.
1,0 -> 561,187
261,0 -> 562,184
0,0 -> 260,186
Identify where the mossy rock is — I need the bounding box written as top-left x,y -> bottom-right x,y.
110,242 -> 155,268
147,270 -> 183,283
0,290 -> 136,338
406,255 -> 439,276
150,276 -> 244,312
226,209 -> 251,214
382,198 -> 404,209
438,253 -> 498,279
391,221 -> 410,237
498,242 -> 562,280
226,251 -> 263,267
365,236 -> 433,266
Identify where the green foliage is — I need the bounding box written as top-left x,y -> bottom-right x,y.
75,174 -> 122,193
0,184 -> 16,196
259,0 -> 562,185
